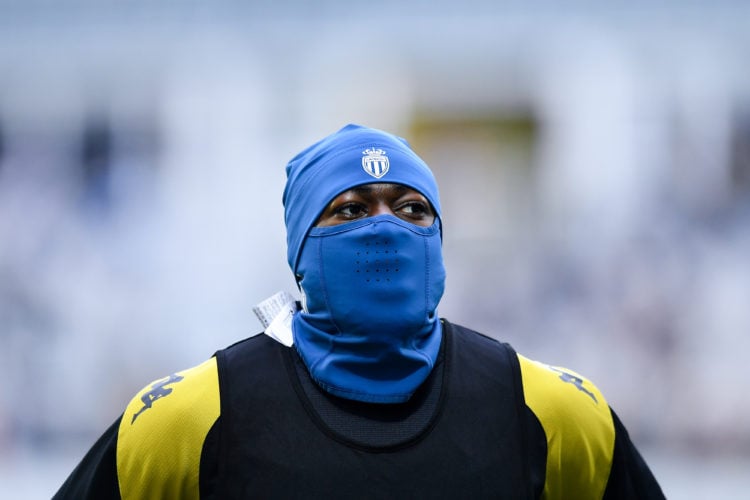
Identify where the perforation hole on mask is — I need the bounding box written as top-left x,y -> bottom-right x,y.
359,238 -> 399,283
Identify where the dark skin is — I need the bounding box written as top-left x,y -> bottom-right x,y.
316,183 -> 436,228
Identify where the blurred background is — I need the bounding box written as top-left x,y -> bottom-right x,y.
1,1 -> 749,497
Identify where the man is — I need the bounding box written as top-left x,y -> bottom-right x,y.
55,124 -> 665,499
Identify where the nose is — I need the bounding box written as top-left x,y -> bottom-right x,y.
369,201 -> 396,218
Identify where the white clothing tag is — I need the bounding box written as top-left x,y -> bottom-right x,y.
264,303 -> 296,347
253,291 -> 297,347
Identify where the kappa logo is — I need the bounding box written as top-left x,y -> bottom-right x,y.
549,366 -> 598,404
131,373 -> 185,424
362,148 -> 389,178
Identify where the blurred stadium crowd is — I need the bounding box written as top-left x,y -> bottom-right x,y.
0,2 -> 749,497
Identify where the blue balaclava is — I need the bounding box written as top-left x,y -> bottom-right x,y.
283,124 -> 446,403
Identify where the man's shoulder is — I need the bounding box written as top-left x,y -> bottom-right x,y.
121,357 -> 220,427
444,319 -> 617,496
117,331 -> 276,429
115,357 -> 221,499
443,319 -> 610,416
517,354 -> 610,411
517,354 -> 616,498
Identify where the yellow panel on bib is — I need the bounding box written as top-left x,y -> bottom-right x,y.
117,357 -> 220,500
518,354 -> 615,500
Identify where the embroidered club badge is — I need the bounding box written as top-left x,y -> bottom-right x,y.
362,148 -> 389,178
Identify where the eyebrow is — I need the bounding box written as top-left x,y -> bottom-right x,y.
349,184 -> 409,195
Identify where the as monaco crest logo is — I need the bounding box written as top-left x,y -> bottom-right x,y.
362,148 -> 389,178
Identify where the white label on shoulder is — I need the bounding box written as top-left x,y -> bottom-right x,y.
253,291 -> 297,346
253,291 -> 296,328
264,302 -> 296,347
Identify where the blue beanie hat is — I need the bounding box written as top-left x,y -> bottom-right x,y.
283,124 -> 442,275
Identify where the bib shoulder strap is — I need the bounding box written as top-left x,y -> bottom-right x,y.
518,354 -> 615,500
116,357 -> 221,500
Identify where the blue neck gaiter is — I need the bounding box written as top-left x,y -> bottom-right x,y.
293,214 -> 445,403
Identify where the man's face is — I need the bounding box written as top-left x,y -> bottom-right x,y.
315,183 -> 435,228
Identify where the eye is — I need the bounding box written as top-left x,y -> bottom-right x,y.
396,201 -> 433,221
334,202 -> 368,220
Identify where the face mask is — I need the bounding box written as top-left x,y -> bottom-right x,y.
293,214 -> 445,403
